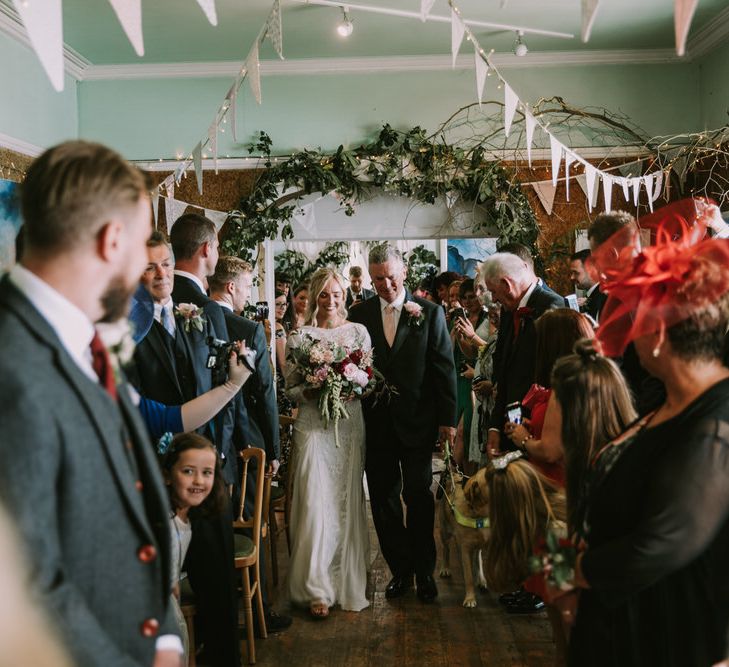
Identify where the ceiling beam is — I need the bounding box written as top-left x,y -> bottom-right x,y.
686,4 -> 729,60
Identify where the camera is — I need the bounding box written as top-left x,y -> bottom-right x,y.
255,301 -> 269,321
206,336 -> 256,382
506,401 -> 523,425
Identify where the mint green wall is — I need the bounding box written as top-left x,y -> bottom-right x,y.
78,62 -> 700,161
0,33 -> 78,148
698,41 -> 729,130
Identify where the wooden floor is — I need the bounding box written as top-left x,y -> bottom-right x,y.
250,482 -> 558,667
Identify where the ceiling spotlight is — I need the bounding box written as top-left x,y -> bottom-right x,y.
514,30 -> 528,57
337,6 -> 353,37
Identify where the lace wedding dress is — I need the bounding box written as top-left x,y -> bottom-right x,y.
284,323 -> 371,612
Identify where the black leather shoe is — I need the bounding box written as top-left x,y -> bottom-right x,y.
385,574 -> 413,599
505,591 -> 545,614
252,610 -> 293,638
416,575 -> 438,603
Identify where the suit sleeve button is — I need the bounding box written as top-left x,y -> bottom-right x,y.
140,618 -> 160,637
137,544 -> 157,563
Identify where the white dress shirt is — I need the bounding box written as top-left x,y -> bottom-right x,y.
517,281 -> 539,309
214,300 -> 233,312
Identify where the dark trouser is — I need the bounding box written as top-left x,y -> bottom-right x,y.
365,425 -> 436,579
186,499 -> 240,667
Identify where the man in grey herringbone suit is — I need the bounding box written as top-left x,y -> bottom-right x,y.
0,141 -> 181,666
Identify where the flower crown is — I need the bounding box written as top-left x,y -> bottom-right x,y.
490,450 -> 524,470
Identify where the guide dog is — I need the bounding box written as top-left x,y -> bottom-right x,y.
437,466 -> 490,608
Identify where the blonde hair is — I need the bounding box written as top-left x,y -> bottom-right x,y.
304,267 -> 348,325
482,459 -> 566,591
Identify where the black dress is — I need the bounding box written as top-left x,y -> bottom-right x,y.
570,377 -> 729,667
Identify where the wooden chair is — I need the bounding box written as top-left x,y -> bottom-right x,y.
234,447 -> 268,664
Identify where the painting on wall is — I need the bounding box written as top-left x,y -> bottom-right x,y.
0,179 -> 22,272
447,238 -> 497,277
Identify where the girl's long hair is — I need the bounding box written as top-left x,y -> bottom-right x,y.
160,432 -> 228,518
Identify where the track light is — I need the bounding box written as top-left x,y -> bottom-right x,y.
337,6 -> 354,37
514,30 -> 528,57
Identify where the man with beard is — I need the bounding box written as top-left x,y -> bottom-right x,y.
0,141 -> 181,666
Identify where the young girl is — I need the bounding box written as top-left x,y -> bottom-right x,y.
159,432 -> 228,660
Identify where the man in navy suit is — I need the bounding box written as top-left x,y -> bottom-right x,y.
349,243 -> 457,603
482,252 -> 566,456
0,141 -> 181,666
345,265 -> 374,313
569,249 -> 606,322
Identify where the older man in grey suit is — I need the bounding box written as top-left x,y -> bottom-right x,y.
0,141 -> 181,666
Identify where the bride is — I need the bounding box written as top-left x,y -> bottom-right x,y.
284,267 -> 371,618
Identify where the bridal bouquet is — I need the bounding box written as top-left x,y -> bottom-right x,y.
527,528 -> 577,591
288,333 -> 382,446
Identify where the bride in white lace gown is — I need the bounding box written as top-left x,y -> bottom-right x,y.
284,268 -> 370,617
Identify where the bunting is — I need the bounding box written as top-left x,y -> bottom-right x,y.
602,173 -> 613,211
532,180 -> 557,216
631,177 -> 641,206
107,0 -> 144,56
165,198 -> 189,230
643,174 -> 655,212
451,8 -> 466,68
619,176 -> 630,202
246,42 -> 262,104
584,164 -> 598,211
421,0 -> 437,21
192,142 -> 203,194
564,151 -> 576,201
652,170 -> 663,202
208,122 -> 219,174
226,82 -> 239,141
474,51 -> 488,107
151,193 -> 159,228
12,0 -> 64,91
581,0 -> 601,43
525,111 -> 537,168
550,134 -> 563,187
674,0 -> 699,57
195,0 -> 218,26
503,84 -> 519,138
205,209 -> 228,232
264,0 -> 284,59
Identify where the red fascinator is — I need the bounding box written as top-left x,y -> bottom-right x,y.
588,198 -> 729,357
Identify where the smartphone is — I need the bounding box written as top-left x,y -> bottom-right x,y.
255,301 -> 270,321
451,307 -> 467,321
506,401 -> 523,425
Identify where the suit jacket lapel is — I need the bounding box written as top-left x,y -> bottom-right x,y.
365,296 -> 390,361
389,295 -> 414,359
146,324 -> 182,395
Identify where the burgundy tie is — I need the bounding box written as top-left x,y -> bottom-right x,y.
90,331 -> 118,400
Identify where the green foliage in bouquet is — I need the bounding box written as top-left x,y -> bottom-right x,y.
528,529 -> 577,590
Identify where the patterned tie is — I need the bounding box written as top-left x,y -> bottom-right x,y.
90,331 -> 118,400
160,304 -> 175,337
383,305 -> 397,347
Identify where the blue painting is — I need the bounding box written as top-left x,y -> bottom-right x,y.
447,238 -> 497,277
0,179 -> 21,272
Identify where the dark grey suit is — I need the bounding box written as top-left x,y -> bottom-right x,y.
0,275 -> 176,667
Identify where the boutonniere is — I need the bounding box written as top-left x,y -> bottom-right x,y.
174,303 -> 206,332
516,306 -> 534,319
97,319 -> 136,384
403,300 -> 425,327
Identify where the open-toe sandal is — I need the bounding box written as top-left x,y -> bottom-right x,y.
309,601 -> 330,620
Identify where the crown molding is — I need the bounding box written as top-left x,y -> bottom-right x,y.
0,2 -> 91,80
133,146 -> 649,172
81,48 -> 681,81
686,5 -> 729,60
0,130 -> 43,157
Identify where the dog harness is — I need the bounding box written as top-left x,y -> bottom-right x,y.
440,440 -> 490,530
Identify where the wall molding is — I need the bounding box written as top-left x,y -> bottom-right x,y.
0,131 -> 44,157
134,146 -> 650,172
686,5 -> 729,60
0,2 -> 91,80
82,49 -> 682,81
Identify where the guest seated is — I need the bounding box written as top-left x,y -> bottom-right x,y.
503,308 -> 595,487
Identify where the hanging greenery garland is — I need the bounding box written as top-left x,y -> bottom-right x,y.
223,124 -> 539,261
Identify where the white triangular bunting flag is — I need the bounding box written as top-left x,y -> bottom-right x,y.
421,0 -> 436,21
581,0 -> 601,43
584,164 -> 598,212
532,180 -> 557,216
643,174 -> 655,212
474,50 -> 488,107
192,142 -> 203,194
264,0 -> 283,59
631,177 -> 641,206
205,209 -> 228,232
451,8 -> 466,68
12,0 -> 64,91
107,0 -> 144,56
246,42 -> 262,104
564,151 -> 576,201
619,176 -> 630,201
602,173 -> 614,211
151,193 -> 159,228
208,123 -> 219,174
549,134 -> 563,187
652,170 -> 663,202
226,83 -> 238,141
195,0 -> 217,26
165,198 -> 188,231
163,175 -> 175,200
675,0 -> 699,57
504,84 -> 519,138
525,111 -> 537,168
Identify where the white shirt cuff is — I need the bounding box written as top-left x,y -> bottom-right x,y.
156,634 -> 184,654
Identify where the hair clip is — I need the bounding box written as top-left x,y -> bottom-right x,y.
157,432 -> 174,455
490,450 -> 524,470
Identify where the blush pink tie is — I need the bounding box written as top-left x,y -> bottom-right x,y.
384,305 -> 396,347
